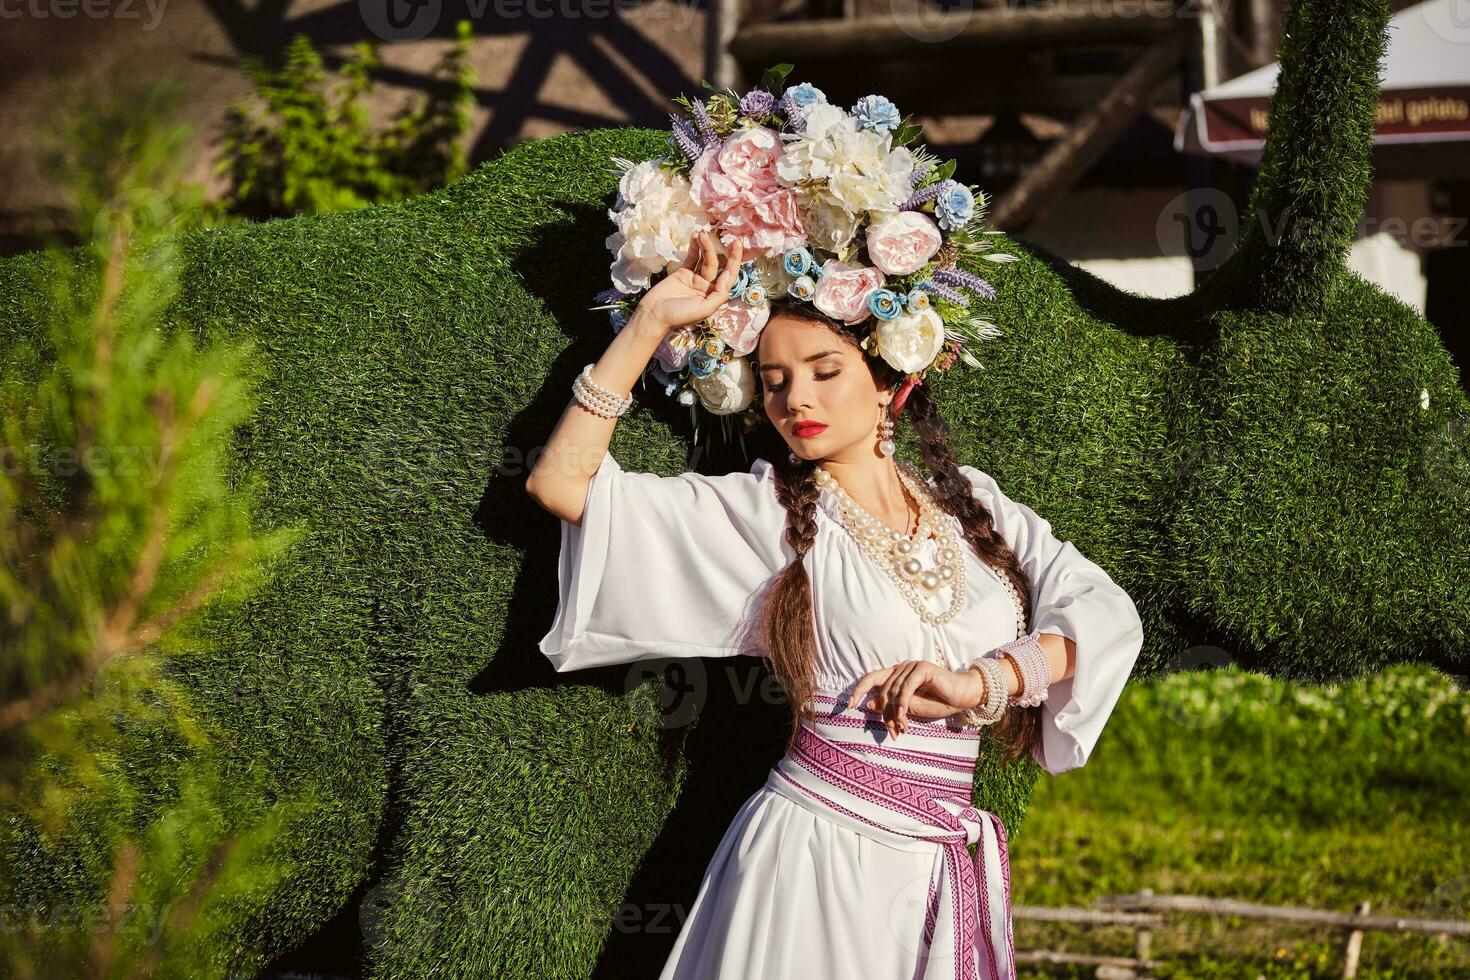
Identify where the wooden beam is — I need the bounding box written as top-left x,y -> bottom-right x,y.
854,71 -> 1159,117
708,0 -> 743,91
988,34 -> 1185,232
731,1 -> 1179,63
740,0 -> 800,27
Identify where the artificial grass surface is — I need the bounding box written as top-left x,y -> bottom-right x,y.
2,0 -> 1466,975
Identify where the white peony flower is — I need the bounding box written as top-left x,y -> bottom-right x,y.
692,356 -> 757,414
802,195 -> 863,252
753,253 -> 795,293
605,159 -> 711,293
865,210 -> 943,275
872,307 -> 946,374
776,105 -> 915,215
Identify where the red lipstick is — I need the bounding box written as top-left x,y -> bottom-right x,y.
793,422 -> 828,436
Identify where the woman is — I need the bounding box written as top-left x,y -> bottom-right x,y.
525,230 -> 1145,980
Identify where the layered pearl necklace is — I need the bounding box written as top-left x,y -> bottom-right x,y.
812,459 -> 968,626
811,460 -> 1029,644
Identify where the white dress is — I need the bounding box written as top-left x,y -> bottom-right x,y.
537,450 -> 1145,980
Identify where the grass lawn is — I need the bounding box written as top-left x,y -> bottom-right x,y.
1009,664 -> 1470,978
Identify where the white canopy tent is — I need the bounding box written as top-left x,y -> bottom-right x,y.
1174,0 -> 1470,178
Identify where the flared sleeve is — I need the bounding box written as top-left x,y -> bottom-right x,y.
537,451 -> 792,673
959,465 -> 1145,775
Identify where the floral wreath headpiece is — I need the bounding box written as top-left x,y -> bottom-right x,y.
591,64 -> 1017,447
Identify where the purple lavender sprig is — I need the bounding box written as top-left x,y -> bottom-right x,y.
778,90 -> 809,133
689,99 -> 719,146
912,278 -> 970,307
909,158 -> 934,187
670,114 -> 703,163
593,286 -> 632,305
900,183 -> 944,212
930,267 -> 996,300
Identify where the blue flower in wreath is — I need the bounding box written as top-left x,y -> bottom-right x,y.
690,345 -> 724,379
788,275 -> 817,301
867,288 -> 903,321
852,95 -> 901,135
935,181 -> 975,232
729,260 -> 759,300
782,246 -> 814,278
783,82 -> 827,113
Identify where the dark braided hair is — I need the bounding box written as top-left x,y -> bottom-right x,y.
752,301 -> 1044,764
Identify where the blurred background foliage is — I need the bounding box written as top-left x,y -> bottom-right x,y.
0,77 -> 310,979
217,21 -> 477,222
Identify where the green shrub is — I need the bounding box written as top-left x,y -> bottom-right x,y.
217,22 -> 477,221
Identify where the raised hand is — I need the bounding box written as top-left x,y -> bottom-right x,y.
634,230 -> 745,333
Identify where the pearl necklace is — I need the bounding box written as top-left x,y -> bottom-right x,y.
812,460 -> 968,626
812,460 -> 1030,662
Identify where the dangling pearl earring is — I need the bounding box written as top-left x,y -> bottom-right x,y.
789,451 -> 799,464
878,405 -> 896,457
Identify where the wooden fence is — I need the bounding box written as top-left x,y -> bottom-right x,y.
1012,888 -> 1470,978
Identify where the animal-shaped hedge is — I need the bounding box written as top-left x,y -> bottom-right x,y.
1,0 -> 1464,976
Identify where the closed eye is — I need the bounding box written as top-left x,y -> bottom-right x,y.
764,369 -> 840,394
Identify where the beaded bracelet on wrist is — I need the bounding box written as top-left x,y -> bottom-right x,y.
572,363 -> 632,418
957,655 -> 1008,727
995,629 -> 1051,709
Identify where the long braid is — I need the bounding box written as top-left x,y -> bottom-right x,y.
759,454 -> 822,756
906,381 -> 1044,764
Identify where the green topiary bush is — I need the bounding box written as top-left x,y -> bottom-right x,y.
1,0 -> 1463,976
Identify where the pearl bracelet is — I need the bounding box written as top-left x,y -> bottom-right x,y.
996,629 -> 1051,709
957,655 -> 1008,727
572,363 -> 632,418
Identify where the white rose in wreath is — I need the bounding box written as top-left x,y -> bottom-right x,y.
866,210 -> 943,276
606,161 -> 710,293
872,307 -> 946,374
693,356 -> 757,414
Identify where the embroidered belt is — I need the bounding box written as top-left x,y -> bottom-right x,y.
763,690 -> 1016,980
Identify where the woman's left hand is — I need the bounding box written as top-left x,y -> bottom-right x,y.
848,661 -> 983,739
